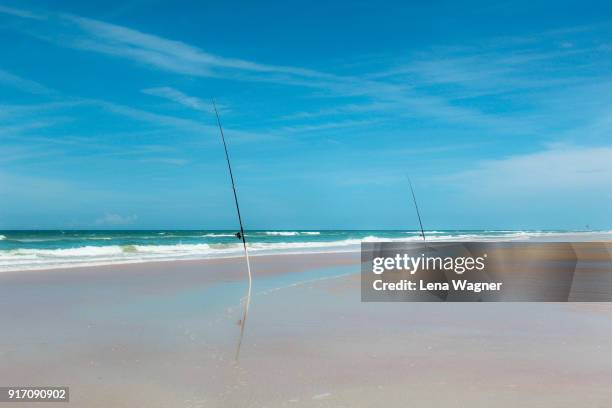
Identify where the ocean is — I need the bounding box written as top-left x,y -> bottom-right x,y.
0,229 -> 602,272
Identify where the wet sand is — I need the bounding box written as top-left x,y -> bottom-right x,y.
1,250 -> 612,407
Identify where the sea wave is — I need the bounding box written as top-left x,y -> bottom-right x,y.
0,238 -> 362,272
2,230 -> 610,272
0,235 -> 5,240
0,233 -> 501,272
263,231 -> 322,236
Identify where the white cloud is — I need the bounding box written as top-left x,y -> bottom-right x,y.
142,86 -> 215,113
448,145 -> 612,194
91,98 -> 275,143
139,157 -> 189,166
0,68 -> 52,94
64,15 -> 330,80
0,5 -> 44,19
95,213 -> 138,226
278,119 -> 379,133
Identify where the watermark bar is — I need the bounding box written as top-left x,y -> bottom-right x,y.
361,242 -> 612,302
0,387 -> 69,403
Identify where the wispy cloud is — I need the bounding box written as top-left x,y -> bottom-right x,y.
0,5 -> 44,20
139,157 -> 189,166
370,48 -> 598,99
65,14 -> 332,80
95,213 -> 138,226
0,68 -> 53,94
0,5 -> 517,130
278,119 -> 379,134
142,86 -> 221,114
447,144 -> 612,193
0,144 -> 60,163
277,101 -> 398,121
141,86 -> 377,135
91,98 -> 277,143
2,4 -> 612,152
2,6 -> 331,84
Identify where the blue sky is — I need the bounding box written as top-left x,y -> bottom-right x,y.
1,0 -> 611,230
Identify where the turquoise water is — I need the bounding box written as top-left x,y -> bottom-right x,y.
0,229 -> 594,272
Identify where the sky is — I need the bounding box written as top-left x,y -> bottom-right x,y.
1,0 -> 611,230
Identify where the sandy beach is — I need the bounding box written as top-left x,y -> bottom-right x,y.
1,249 -> 612,407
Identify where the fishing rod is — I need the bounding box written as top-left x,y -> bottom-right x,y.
408,177 -> 426,243
212,99 -> 252,362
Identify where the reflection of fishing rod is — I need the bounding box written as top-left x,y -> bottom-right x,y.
408,178 -> 426,243
212,99 -> 252,362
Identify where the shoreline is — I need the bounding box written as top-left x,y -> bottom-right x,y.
4,230 -> 612,274
0,247 -> 361,275
0,250 -> 361,282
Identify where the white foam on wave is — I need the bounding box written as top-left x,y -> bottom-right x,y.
202,233 -> 236,237
0,235 -> 5,240
251,239 -> 361,250
133,243 -> 211,253
0,243 -> 221,272
8,245 -> 125,257
404,231 -> 446,235
263,231 -> 322,236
